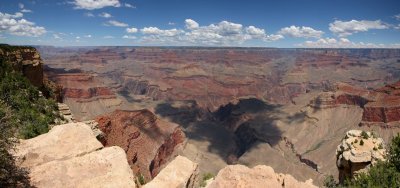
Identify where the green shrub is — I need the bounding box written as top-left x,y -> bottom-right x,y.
361,131 -> 369,139
360,139 -> 364,146
344,134 -> 400,187
354,139 -> 358,143
0,101 -> 31,187
0,58 -> 59,138
200,172 -> 214,187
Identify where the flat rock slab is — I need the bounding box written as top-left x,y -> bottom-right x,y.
29,146 -> 136,188
15,122 -> 103,168
144,155 -> 198,188
207,165 -> 317,188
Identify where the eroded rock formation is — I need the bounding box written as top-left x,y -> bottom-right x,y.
95,109 -> 186,180
13,122 -> 136,187
336,130 -> 386,183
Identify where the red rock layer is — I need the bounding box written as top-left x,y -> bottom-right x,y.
95,109 -> 186,180
63,87 -> 115,99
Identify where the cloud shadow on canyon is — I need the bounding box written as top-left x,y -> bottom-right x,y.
154,98 -> 286,161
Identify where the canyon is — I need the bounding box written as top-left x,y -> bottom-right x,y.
11,46 -> 398,186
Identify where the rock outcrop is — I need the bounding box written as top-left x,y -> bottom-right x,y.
206,165 -> 317,188
336,130 -> 386,183
13,122 -> 136,188
95,109 -> 186,180
144,155 -> 199,188
0,44 -> 43,88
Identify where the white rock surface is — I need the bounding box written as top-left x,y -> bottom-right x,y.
144,155 -> 198,188
206,165 -> 317,188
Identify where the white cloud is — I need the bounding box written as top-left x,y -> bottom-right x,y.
278,25 -> 323,38
103,35 -> 114,39
122,35 -> 136,39
185,19 -> 199,30
99,12 -> 112,18
140,19 -> 283,45
73,0 -> 121,10
84,34 -> 92,38
168,22 -> 175,25
245,26 -> 266,39
126,27 -> 138,33
76,36 -> 80,39
264,34 -> 284,41
0,12 -> 46,37
298,37 -> 400,48
141,27 -> 183,36
19,3 -> 32,13
124,3 -> 135,8
85,12 -> 95,17
105,20 -> 128,27
329,20 -> 388,37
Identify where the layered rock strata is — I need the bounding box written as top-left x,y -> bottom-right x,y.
95,109 -> 186,180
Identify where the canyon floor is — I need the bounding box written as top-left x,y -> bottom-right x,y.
39,47 -> 400,185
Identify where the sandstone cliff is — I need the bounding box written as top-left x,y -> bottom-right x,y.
95,109 -> 186,180
13,122 -> 136,188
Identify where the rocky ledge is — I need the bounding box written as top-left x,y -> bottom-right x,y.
13,122 -> 136,188
336,130 -> 386,183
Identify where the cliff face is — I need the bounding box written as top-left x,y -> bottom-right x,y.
0,44 -> 62,101
0,44 -> 43,88
95,109 -> 186,180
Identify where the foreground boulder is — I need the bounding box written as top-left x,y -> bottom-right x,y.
336,130 -> 386,183
14,122 -> 136,188
96,109 -> 186,180
15,122 -> 103,168
144,155 -> 199,188
207,165 -> 317,188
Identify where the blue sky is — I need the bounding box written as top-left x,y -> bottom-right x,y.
0,0 -> 399,47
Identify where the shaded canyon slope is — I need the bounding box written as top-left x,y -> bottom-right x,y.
39,46 -> 400,185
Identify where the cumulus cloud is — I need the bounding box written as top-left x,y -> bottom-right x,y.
185,19 -> 199,30
329,20 -> 388,37
105,20 -> 128,27
298,37 -> 400,48
99,12 -> 112,18
278,25 -> 323,38
124,3 -> 135,8
103,35 -> 114,39
122,35 -> 136,39
141,27 -> 183,36
140,19 -> 283,45
73,0 -> 121,10
126,27 -> 138,33
0,12 -> 46,37
84,34 -> 92,38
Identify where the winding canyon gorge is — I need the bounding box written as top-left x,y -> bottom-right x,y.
33,46 -> 400,186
